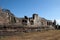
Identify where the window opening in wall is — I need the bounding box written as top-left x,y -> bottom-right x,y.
22,20 -> 27,25
30,20 -> 34,25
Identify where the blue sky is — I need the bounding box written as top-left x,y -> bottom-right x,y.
0,0 -> 60,24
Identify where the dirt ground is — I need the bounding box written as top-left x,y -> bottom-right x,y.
0,30 -> 60,40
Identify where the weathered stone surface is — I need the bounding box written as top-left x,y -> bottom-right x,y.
0,9 -> 16,24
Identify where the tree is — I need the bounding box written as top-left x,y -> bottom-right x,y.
53,20 -> 56,25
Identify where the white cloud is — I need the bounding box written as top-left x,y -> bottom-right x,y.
56,19 -> 60,25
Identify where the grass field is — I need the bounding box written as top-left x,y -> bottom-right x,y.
0,30 -> 60,40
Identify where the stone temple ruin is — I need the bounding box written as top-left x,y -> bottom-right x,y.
0,8 -> 59,33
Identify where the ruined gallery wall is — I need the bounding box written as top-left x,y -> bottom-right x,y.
0,8 -> 55,28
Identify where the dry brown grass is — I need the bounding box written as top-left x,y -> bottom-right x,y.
0,30 -> 60,40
